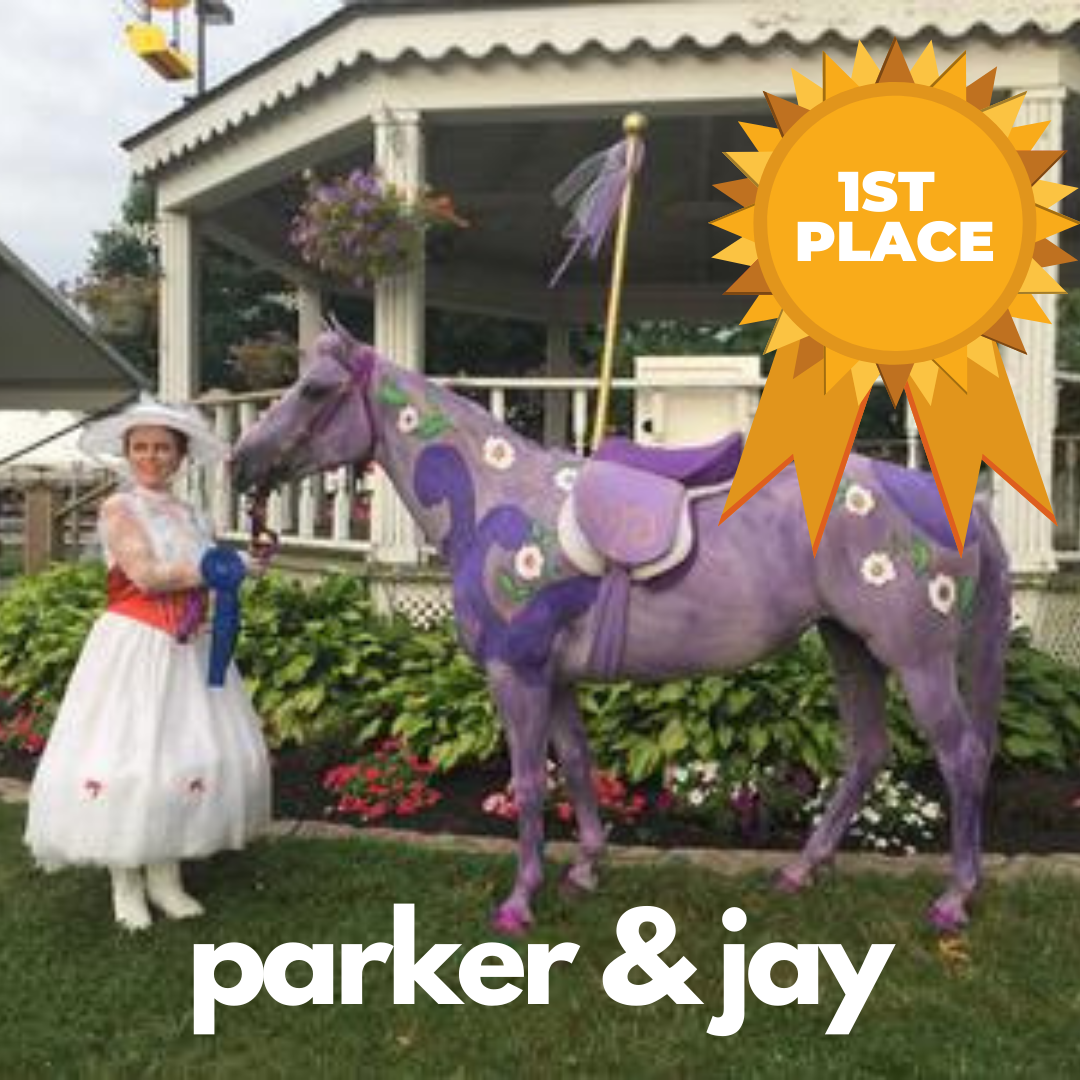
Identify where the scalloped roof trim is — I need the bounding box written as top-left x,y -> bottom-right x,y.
126,1 -> 1080,172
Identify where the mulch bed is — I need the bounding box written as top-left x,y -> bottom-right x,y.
271,744 -> 1080,856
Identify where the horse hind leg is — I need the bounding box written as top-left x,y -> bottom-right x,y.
550,685 -> 605,895
779,620 -> 890,892
964,533 -> 1010,778
899,654 -> 990,932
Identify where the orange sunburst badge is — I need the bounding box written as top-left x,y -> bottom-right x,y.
714,39 -> 1074,553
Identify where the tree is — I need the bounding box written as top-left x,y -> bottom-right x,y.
72,180 -> 296,389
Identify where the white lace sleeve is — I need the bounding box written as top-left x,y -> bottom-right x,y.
100,496 -> 203,593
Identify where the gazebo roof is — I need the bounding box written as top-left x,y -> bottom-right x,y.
0,240 -> 148,411
123,2 -> 1080,325
126,1 -> 1080,172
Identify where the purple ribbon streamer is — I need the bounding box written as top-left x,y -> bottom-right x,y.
548,136 -> 645,288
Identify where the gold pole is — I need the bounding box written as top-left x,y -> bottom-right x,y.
590,111 -> 648,452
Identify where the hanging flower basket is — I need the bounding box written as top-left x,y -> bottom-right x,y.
290,167 -> 468,290
69,274 -> 158,339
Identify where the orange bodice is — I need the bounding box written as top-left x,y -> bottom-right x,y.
105,566 -> 207,641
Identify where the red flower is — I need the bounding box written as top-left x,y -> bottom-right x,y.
321,741 -> 442,822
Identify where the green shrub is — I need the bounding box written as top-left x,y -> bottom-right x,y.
999,630 -> 1080,769
3,564 -> 1080,779
235,572 -> 415,748
0,562 -> 104,721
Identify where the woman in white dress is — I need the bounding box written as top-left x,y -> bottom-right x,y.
24,396 -> 272,930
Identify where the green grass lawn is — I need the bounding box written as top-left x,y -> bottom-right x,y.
2,802 -> 1079,1078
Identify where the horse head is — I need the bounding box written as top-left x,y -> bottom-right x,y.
232,325 -> 378,496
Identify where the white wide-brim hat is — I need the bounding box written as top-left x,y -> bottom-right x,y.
79,393 -> 228,466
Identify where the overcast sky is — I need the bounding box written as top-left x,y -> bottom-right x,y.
0,1 -> 339,288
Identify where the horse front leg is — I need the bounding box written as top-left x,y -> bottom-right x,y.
779,620 -> 890,892
550,685 -> 605,895
488,664 -> 552,934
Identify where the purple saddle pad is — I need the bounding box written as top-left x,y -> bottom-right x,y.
594,432 -> 743,487
870,459 -> 979,550
572,459 -> 685,567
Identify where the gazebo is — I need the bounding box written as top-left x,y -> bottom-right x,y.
123,1 -> 1080,607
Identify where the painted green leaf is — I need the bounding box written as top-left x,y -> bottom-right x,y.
496,570 -> 520,602
375,378 -> 410,406
957,575 -> 976,616
910,535 -> 932,576
416,413 -> 453,440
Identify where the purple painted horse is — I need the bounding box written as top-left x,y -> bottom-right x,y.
233,327 -> 1010,934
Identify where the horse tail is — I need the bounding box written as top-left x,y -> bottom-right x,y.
965,505 -> 1011,745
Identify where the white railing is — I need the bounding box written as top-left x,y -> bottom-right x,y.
196,373 -> 780,552
199,375 -> 1080,561
193,388 -> 374,554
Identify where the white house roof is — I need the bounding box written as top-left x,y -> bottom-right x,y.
125,0 -> 1080,174
0,239 -> 148,411
0,412 -> 100,480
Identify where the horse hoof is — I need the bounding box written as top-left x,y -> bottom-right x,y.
773,866 -> 809,894
926,899 -> 969,934
490,907 -> 532,936
558,867 -> 597,900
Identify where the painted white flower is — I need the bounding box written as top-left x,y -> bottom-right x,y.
844,483 -> 876,517
860,551 -> 897,588
928,572 -> 957,616
396,405 -> 420,434
483,435 -> 516,471
554,465 -> 579,492
513,544 -> 546,581
688,789 -> 706,807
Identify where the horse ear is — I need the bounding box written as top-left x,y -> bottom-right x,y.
326,313 -> 360,349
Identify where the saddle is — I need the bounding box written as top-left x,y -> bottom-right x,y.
558,432 -> 743,581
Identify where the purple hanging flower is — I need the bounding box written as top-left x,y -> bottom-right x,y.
291,167 -> 468,289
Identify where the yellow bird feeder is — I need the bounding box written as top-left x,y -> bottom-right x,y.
126,22 -> 194,81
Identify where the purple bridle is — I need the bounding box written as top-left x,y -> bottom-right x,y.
245,337 -> 376,551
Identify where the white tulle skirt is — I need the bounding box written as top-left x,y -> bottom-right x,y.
25,612 -> 272,870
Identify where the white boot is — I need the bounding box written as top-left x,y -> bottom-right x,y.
110,868 -> 152,931
145,861 -> 205,920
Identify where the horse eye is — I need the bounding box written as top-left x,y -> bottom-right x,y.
301,383 -> 333,403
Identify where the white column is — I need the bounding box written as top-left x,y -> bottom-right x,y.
992,86 -> 1064,577
371,108 -> 425,563
157,209 -> 199,402
544,323 -> 572,447
296,279 -> 324,370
